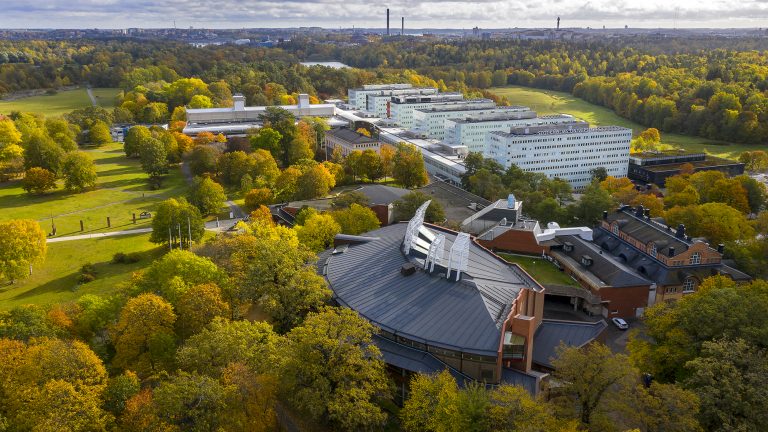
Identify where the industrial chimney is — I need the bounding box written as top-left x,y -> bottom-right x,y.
401,17 -> 404,35
386,9 -> 390,36
557,17 -> 560,30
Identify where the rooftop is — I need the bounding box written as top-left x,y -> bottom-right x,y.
551,235 -> 653,288
322,222 -> 542,356
326,127 -> 379,144
491,124 -> 630,137
533,320 -> 608,369
637,156 -> 745,172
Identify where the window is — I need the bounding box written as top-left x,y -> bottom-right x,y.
611,223 -> 619,235
648,242 -> 657,258
683,278 -> 696,293
665,286 -> 677,294
689,252 -> 701,265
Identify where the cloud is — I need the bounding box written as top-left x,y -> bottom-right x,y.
2,0 -> 768,28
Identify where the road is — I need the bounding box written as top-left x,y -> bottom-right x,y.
46,218 -> 242,243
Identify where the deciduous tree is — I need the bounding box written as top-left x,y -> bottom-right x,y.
188,176 -> 225,215
22,167 -> 57,194
88,119 -> 112,145
392,142 -> 428,188
296,213 -> 341,252
62,151 -> 98,192
393,191 -> 446,223
149,198 -> 206,248
175,283 -> 231,338
0,219 -> 47,283
331,203 -> 381,235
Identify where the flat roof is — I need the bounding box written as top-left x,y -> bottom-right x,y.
187,103 -> 336,114
637,157 -> 744,172
491,125 -> 630,137
323,223 -> 542,356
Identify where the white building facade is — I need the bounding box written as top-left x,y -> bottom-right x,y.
486,124 -> 632,190
444,112 -> 580,153
348,84 -> 437,111
412,104 -> 530,140
386,93 -> 467,127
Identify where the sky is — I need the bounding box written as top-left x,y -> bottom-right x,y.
1,0 -> 768,29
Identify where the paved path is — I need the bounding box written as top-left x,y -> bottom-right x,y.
46,218 -> 242,243
47,228 -> 153,243
86,86 -> 97,106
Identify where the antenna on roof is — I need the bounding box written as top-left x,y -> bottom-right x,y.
402,200 -> 431,254
446,232 -> 470,281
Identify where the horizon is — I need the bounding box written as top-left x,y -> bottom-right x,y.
3,0 -> 768,31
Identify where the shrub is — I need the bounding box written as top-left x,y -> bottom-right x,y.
112,252 -> 141,264
77,263 -> 97,283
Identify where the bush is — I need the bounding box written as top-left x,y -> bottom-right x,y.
77,263 -> 97,283
112,252 -> 141,264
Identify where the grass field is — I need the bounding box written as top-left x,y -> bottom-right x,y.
499,253 -> 579,287
490,86 -> 755,160
0,87 -> 121,117
0,233 -> 162,310
0,142 -> 187,237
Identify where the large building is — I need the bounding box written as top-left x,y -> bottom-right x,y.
320,202 -> 605,393
324,127 -> 381,157
412,104 -> 531,140
594,205 -> 751,302
368,92 -> 464,120
486,124 -> 632,190
628,151 -> 746,186
386,93 -> 467,128
184,94 -> 335,135
444,112 -> 576,153
348,84 -> 438,111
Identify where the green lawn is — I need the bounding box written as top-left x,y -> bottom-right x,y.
490,86 -> 754,160
0,87 -> 120,117
0,142 -> 187,237
499,253 -> 579,287
0,233 -> 162,310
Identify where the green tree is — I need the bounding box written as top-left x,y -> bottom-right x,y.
331,190 -> 369,209
88,119 -> 112,145
295,163 -> 335,200
393,191 -> 446,223
0,219 -> 47,283
188,145 -> 221,177
22,167 -> 57,194
332,203 -> 381,235
550,343 -> 636,428
569,181 -> 615,225
0,305 -> 61,341
392,143 -> 428,188
685,339 -> 767,432
469,168 -> 507,200
250,127 -> 282,161
152,372 -> 229,431
176,317 -> 280,377
103,371 -> 141,416
282,307 -> 391,431
590,167 -> 609,182
62,151 -> 98,192
111,293 -> 177,377
23,129 -> 65,174
188,176 -> 225,215
139,136 -> 168,187
296,213 -> 341,252
188,94 -> 213,109
124,125 -> 151,158
136,249 -> 226,304
149,198 -> 206,248
244,187 -> 273,209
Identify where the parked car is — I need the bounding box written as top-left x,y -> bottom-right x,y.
611,317 -> 629,330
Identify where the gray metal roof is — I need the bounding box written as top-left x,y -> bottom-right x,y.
373,335 -> 470,382
325,223 -> 540,356
354,184 -> 410,206
532,319 -> 608,369
553,235 -> 652,288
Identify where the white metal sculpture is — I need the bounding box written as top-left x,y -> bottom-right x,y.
446,232 -> 471,281
424,233 -> 445,272
402,200 -> 431,254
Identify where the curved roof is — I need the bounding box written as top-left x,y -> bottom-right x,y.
323,223 -> 540,356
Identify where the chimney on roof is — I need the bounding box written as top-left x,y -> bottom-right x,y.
717,244 -> 725,254
602,210 -> 608,220
668,246 -> 675,257
676,224 -> 686,239
635,206 -> 644,218
643,209 -> 651,219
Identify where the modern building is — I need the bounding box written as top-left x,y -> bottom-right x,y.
368,92 -> 464,120
386,93 -> 467,128
348,84 -> 438,111
486,124 -> 632,190
184,94 -> 335,135
444,112 -> 576,153
321,202 -> 606,394
412,104 -> 530,140
628,151 -> 746,186
324,127 -> 381,157
594,205 -> 751,302
322,202 -> 544,387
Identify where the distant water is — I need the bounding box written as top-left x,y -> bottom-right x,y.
300,61 -> 350,69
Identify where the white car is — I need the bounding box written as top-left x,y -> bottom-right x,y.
611,317 -> 629,330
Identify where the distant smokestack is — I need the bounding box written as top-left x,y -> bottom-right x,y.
557,16 -> 560,31
401,17 -> 404,36
386,9 -> 390,36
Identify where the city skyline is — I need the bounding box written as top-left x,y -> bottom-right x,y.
2,0 -> 768,30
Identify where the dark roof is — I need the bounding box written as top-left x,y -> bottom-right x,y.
353,184 -> 410,206
326,127 -> 378,144
374,335 -> 470,382
501,368 -> 541,395
324,223 -> 541,356
552,235 -> 652,288
532,319 -> 607,369
603,209 -> 689,256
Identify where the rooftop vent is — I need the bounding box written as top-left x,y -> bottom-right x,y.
401,263 -> 416,276
581,255 -> 593,267
564,242 -> 574,252
676,224 -> 686,239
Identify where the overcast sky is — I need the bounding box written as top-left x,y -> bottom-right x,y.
2,0 -> 768,29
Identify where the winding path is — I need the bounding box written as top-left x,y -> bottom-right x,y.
86,86 -> 97,106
